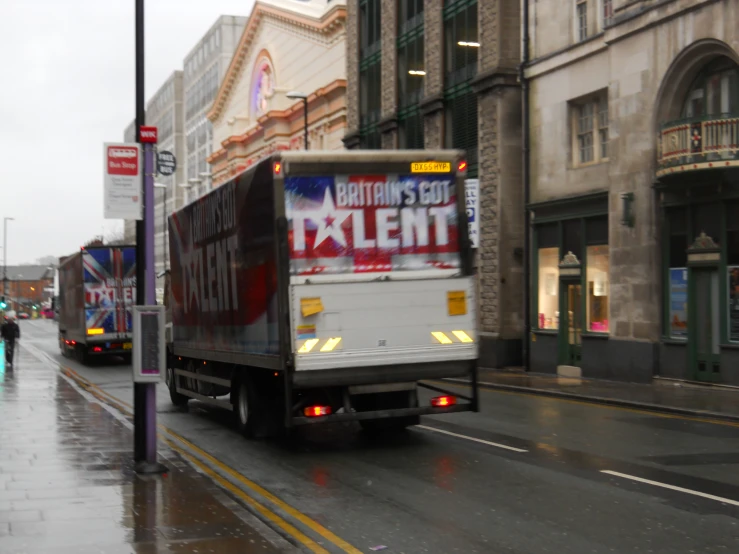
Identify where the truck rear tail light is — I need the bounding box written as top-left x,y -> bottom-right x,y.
71,340 -> 77,346
273,161 -> 282,175
457,160 -> 468,172
298,339 -> 319,353
304,405 -> 331,417
451,330 -> 473,343
320,337 -> 342,352
92,346 -> 103,353
431,332 -> 452,344
431,395 -> 456,408
87,328 -> 104,336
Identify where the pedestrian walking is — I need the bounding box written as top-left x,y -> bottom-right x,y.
1,315 -> 20,368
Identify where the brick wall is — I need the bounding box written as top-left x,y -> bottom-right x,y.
422,0 -> 444,149
346,0 -> 360,133
380,0 -> 397,119
476,0 -> 524,350
6,279 -> 52,311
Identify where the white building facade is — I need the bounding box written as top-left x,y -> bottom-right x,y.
207,0 -> 347,185
183,15 -> 248,202
145,71 -> 186,282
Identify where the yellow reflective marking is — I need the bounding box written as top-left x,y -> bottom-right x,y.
452,330 -> 473,343
320,337 -> 342,352
164,438 -> 331,554
60,366 -> 362,554
87,328 -> 104,335
431,331 -> 453,344
298,338 -> 319,353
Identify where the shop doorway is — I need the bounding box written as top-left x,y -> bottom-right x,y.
559,279 -> 583,367
690,267 -> 721,381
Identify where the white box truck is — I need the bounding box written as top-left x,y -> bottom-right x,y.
165,150 -> 479,437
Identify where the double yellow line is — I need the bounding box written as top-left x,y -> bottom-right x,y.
61,367 -> 362,554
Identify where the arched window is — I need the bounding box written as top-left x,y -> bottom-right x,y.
682,57 -> 739,118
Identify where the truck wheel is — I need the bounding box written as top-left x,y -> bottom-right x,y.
75,346 -> 89,365
235,379 -> 254,438
167,367 -> 189,407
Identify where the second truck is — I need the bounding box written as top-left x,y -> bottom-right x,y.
58,245 -> 136,363
165,150 -> 478,436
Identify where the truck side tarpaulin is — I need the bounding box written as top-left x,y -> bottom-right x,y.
168,161 -> 279,355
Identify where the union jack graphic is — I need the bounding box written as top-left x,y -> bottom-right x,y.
83,247 -> 136,336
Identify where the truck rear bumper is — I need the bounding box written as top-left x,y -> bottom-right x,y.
291,402 -> 471,426
291,359 -> 474,389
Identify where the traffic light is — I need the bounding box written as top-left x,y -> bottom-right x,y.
0,297 -> 6,309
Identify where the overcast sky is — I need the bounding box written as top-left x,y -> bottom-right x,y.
0,0 -> 254,265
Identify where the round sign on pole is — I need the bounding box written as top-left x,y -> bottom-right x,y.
157,151 -> 177,176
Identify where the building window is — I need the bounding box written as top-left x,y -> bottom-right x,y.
359,0 -> 382,149
359,0 -> 381,58
682,57 -> 739,118
586,244 -> 609,333
602,0 -> 613,27
397,2 -> 424,149
572,93 -> 608,166
666,208 -> 688,339
538,247 -> 560,330
444,0 -> 478,86
535,214 -> 609,333
444,0 -> 478,176
576,0 -> 588,42
536,223 -> 559,330
398,0 -> 424,35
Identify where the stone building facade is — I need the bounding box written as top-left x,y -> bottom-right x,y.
526,0 -> 739,383
207,0 -> 347,186
343,0 -> 524,368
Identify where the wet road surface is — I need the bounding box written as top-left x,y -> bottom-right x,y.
0,323 -> 294,553
18,319 -> 739,553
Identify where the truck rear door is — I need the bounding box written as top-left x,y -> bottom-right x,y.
83,247 -> 136,340
282,157 -> 477,374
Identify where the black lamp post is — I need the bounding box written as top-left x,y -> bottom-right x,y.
286,91 -> 309,150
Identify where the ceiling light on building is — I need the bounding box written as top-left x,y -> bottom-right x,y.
408,70 -> 426,76
458,41 -> 480,48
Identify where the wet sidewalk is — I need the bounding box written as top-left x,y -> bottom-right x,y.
0,345 -> 292,553
453,368 -> 739,421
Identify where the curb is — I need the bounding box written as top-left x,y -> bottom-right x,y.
443,378 -> 739,424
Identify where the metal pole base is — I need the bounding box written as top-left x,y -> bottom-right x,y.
134,460 -> 168,475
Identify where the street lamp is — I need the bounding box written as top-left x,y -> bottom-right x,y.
154,183 -> 168,269
3,217 -> 14,303
286,91 -> 309,150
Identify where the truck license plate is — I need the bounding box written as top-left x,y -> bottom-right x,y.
123,343 -> 132,350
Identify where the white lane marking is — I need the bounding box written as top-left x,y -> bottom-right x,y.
417,425 -> 528,453
601,470 -> 739,507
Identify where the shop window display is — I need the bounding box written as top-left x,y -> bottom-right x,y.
538,247 -> 559,330
586,245 -> 609,332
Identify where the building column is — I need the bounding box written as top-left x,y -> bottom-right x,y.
421,0 -> 444,149
472,0 -> 524,367
343,0 -> 361,149
379,0 -> 398,149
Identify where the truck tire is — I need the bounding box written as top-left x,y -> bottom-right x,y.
167,366 -> 189,407
75,345 -> 89,365
235,378 -> 255,438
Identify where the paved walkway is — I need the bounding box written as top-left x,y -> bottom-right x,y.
0,343 -> 291,554
455,369 -> 739,421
